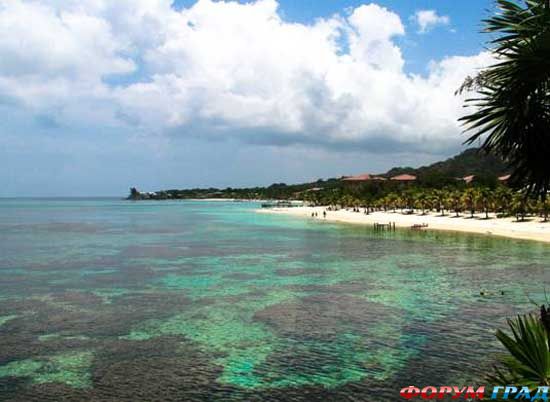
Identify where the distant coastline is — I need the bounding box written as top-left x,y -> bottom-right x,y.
262,206 -> 550,244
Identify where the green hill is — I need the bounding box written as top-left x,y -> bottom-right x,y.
128,148 -> 510,200
385,148 -> 509,179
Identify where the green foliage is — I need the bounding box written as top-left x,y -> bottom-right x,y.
476,187 -> 494,219
124,177 -> 550,223
461,0 -> 550,199
511,193 -> 530,221
462,188 -> 478,218
417,170 -> 456,188
489,314 -> 550,389
128,187 -> 140,200
495,186 -> 514,215
473,174 -> 498,189
386,149 -> 508,181
416,148 -> 508,182
449,190 -> 464,217
539,199 -> 550,221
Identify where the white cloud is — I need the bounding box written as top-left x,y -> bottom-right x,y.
347,4 -> 405,72
0,1 -> 135,78
413,10 -> 451,34
0,0 -> 487,154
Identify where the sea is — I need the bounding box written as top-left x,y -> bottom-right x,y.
0,198 -> 549,401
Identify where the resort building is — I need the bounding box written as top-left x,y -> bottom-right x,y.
462,175 -> 475,184
498,174 -> 511,184
342,174 -> 387,182
390,174 -> 417,182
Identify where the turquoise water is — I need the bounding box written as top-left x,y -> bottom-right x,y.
0,199 -> 549,401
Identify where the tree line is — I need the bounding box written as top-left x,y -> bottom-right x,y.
302,185 -> 550,222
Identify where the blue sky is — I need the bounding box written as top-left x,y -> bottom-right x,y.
0,0 -> 495,196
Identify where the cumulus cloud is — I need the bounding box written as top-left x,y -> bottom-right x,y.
0,0 -> 487,154
413,10 -> 451,34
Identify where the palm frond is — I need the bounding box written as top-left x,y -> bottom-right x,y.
461,0 -> 550,199
490,314 -> 550,388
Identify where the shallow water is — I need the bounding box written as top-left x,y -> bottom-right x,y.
0,199 -> 549,401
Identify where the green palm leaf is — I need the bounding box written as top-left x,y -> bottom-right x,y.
461,0 -> 550,199
489,314 -> 550,390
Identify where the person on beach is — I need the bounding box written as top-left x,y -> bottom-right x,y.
323,211 -> 327,219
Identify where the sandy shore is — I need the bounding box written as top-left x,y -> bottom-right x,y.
261,206 -> 550,244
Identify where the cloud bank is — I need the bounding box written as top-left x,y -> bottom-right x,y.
0,0 -> 490,154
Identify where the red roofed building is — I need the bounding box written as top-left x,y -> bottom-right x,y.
498,174 -> 511,183
342,174 -> 386,182
462,175 -> 475,184
390,174 -> 417,182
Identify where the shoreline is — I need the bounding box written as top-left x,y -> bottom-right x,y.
260,206 -> 550,244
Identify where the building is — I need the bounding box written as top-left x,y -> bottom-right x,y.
390,174 -> 417,182
498,174 -> 511,184
342,174 -> 387,182
462,175 -> 475,184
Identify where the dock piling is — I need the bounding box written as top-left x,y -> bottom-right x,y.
374,222 -> 396,232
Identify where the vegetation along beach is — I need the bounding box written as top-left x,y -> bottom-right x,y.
132,148 -> 550,243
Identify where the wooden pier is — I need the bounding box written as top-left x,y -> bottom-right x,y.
374,222 -> 396,232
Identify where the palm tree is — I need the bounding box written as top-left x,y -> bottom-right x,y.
395,195 -> 405,213
449,190 -> 463,217
402,191 -> 415,214
511,193 -> 528,221
488,314 -> 550,391
328,191 -> 341,210
494,186 -> 513,217
460,0 -> 550,201
415,191 -> 430,215
433,189 -> 447,216
386,193 -> 399,213
539,198 -> 550,222
380,196 -> 390,212
443,190 -> 455,217
302,190 -> 316,206
476,187 -> 493,219
462,188 -> 478,218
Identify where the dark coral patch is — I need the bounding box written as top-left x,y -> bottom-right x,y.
254,295 -> 399,339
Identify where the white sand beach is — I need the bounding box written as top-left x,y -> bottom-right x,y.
261,206 -> 550,244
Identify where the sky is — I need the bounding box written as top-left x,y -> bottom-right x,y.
0,0 -> 496,197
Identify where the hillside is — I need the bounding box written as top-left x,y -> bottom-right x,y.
385,148 -> 509,179
128,148 -> 510,200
